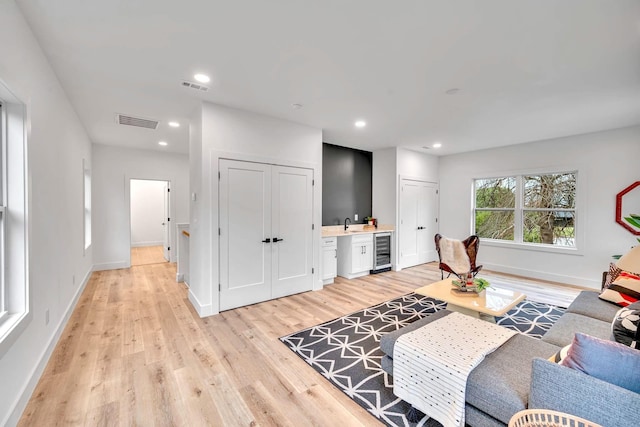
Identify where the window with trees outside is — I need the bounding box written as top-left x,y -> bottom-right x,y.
474,172 -> 577,247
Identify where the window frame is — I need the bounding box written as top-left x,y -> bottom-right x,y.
472,168 -> 583,255
0,80 -> 30,357
83,159 -> 91,252
0,101 -> 5,321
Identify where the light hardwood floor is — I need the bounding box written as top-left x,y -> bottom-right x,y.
18,263 -> 585,426
131,245 -> 167,267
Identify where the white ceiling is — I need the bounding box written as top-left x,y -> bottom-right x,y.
17,0 -> 640,156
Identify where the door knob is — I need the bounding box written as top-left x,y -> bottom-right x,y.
273,238 -> 283,242
261,238 -> 271,243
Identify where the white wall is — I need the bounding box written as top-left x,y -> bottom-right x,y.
372,147 -> 439,269
397,148 -> 439,183
438,125 -> 640,289
92,144 -> 189,269
372,148 -> 397,226
130,179 -> 166,247
0,2 -> 93,424
189,102 -> 323,317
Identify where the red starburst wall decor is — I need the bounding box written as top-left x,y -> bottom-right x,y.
616,181 -> 640,236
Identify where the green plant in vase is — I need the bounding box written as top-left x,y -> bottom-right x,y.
473,277 -> 491,292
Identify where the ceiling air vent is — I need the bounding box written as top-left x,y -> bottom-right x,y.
181,81 -> 209,92
116,114 -> 159,130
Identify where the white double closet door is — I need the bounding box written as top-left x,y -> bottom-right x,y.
399,179 -> 439,268
219,159 -> 314,311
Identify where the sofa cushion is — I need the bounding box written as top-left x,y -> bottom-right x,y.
611,301 -> 640,349
565,290 -> 620,322
560,333 -> 640,393
530,358 -> 640,427
599,271 -> 640,307
465,333 -> 559,424
379,309 -> 451,357
540,313 -> 611,347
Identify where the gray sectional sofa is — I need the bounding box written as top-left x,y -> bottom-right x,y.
380,291 -> 640,427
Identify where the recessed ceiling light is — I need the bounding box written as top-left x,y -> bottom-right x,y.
445,88 -> 460,95
433,142 -> 442,148
292,103 -> 303,109
158,141 -> 168,146
168,121 -> 180,128
355,120 -> 366,128
194,73 -> 210,83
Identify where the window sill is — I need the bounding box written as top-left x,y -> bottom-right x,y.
0,310 -> 32,359
481,239 -> 584,256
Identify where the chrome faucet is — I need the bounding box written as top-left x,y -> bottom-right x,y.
344,217 -> 351,231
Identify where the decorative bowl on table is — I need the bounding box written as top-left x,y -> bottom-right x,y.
451,277 -> 490,294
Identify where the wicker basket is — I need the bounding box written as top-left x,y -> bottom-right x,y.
508,409 -> 602,427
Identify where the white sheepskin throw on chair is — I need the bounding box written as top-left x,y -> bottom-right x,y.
439,237 -> 471,274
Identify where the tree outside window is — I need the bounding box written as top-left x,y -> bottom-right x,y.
475,177 -> 516,241
474,172 -> 577,247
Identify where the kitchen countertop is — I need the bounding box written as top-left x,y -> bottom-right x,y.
321,224 -> 395,237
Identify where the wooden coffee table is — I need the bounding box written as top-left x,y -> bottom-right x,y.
415,278 -> 526,322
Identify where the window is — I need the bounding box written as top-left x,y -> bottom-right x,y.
0,102 -> 5,321
83,160 -> 91,250
474,172 -> 577,248
0,82 -> 29,355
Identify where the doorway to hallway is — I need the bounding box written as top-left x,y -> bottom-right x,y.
129,179 -> 171,266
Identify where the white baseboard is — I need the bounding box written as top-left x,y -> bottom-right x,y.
482,262 -> 601,290
93,261 -> 129,271
176,273 -> 184,282
131,241 -> 163,248
6,268 -> 92,427
188,289 -> 217,317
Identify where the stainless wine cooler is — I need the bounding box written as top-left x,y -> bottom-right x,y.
371,232 -> 392,273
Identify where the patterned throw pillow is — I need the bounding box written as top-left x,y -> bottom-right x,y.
602,262 -> 640,291
599,271 -> 640,307
612,302 -> 640,349
603,262 -> 622,290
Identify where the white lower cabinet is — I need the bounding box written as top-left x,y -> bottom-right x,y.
322,237 -> 338,284
337,233 -> 374,279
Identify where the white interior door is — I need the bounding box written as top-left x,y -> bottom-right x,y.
271,165 -> 313,298
163,182 -> 171,261
418,184 -> 438,264
400,179 -> 439,268
219,160 -> 272,311
400,181 -> 420,267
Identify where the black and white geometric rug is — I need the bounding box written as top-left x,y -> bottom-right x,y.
279,293 -> 565,427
